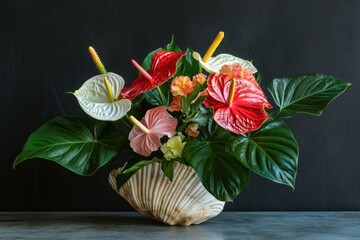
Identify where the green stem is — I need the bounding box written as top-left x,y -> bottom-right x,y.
118,113 -> 132,129
177,111 -> 199,132
177,122 -> 187,132
187,111 -> 198,120
156,86 -> 167,105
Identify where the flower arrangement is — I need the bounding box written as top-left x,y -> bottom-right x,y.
14,32 -> 350,205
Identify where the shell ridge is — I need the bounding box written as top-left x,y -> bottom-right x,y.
111,161 -> 225,226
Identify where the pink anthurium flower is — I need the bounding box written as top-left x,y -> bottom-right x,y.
128,106 -> 177,157
203,64 -> 272,134
120,50 -> 186,99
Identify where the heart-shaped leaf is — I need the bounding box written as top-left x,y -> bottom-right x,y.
228,119 -> 298,188
176,48 -> 201,78
74,72 -> 132,121
193,52 -> 257,74
14,115 -> 126,176
268,74 -> 351,118
182,128 -> 250,201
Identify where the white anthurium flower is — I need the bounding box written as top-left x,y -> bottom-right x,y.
192,52 -> 258,74
73,72 -> 132,121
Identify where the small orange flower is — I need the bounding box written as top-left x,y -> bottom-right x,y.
220,64 -> 259,88
171,76 -> 194,96
192,73 -> 207,87
185,123 -> 200,138
168,96 -> 182,112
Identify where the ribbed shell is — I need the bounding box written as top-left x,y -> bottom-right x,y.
109,162 -> 225,226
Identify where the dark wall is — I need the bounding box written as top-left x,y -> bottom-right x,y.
1,0 -> 359,211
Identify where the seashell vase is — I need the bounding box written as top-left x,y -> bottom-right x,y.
109,161 -> 225,226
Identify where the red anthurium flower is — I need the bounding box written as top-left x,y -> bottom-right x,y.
203,64 -> 272,134
120,50 -> 186,99
220,64 -> 259,89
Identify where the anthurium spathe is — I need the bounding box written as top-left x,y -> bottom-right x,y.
121,50 -> 186,99
203,64 -> 272,134
193,52 -> 258,74
192,31 -> 257,74
129,106 -> 177,156
73,72 -> 132,121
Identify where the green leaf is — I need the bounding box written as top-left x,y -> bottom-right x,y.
143,81 -> 172,106
180,84 -> 206,111
254,71 -> 262,84
179,83 -> 209,125
176,48 -> 201,78
161,160 -> 175,181
141,48 -> 161,71
228,119 -> 299,189
268,74 -> 350,118
182,128 -> 250,202
164,35 -> 182,52
205,118 -> 221,140
116,158 -> 159,189
190,105 -> 211,126
14,116 -> 126,176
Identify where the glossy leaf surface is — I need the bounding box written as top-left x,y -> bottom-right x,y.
183,127 -> 250,201
14,116 -> 126,176
228,119 -> 298,188
268,74 -> 350,118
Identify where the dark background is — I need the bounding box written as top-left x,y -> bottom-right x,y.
1,0 -> 359,211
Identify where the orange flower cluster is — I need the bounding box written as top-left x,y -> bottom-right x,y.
169,73 -> 207,112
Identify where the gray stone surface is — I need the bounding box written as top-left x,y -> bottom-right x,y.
0,212 -> 359,239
